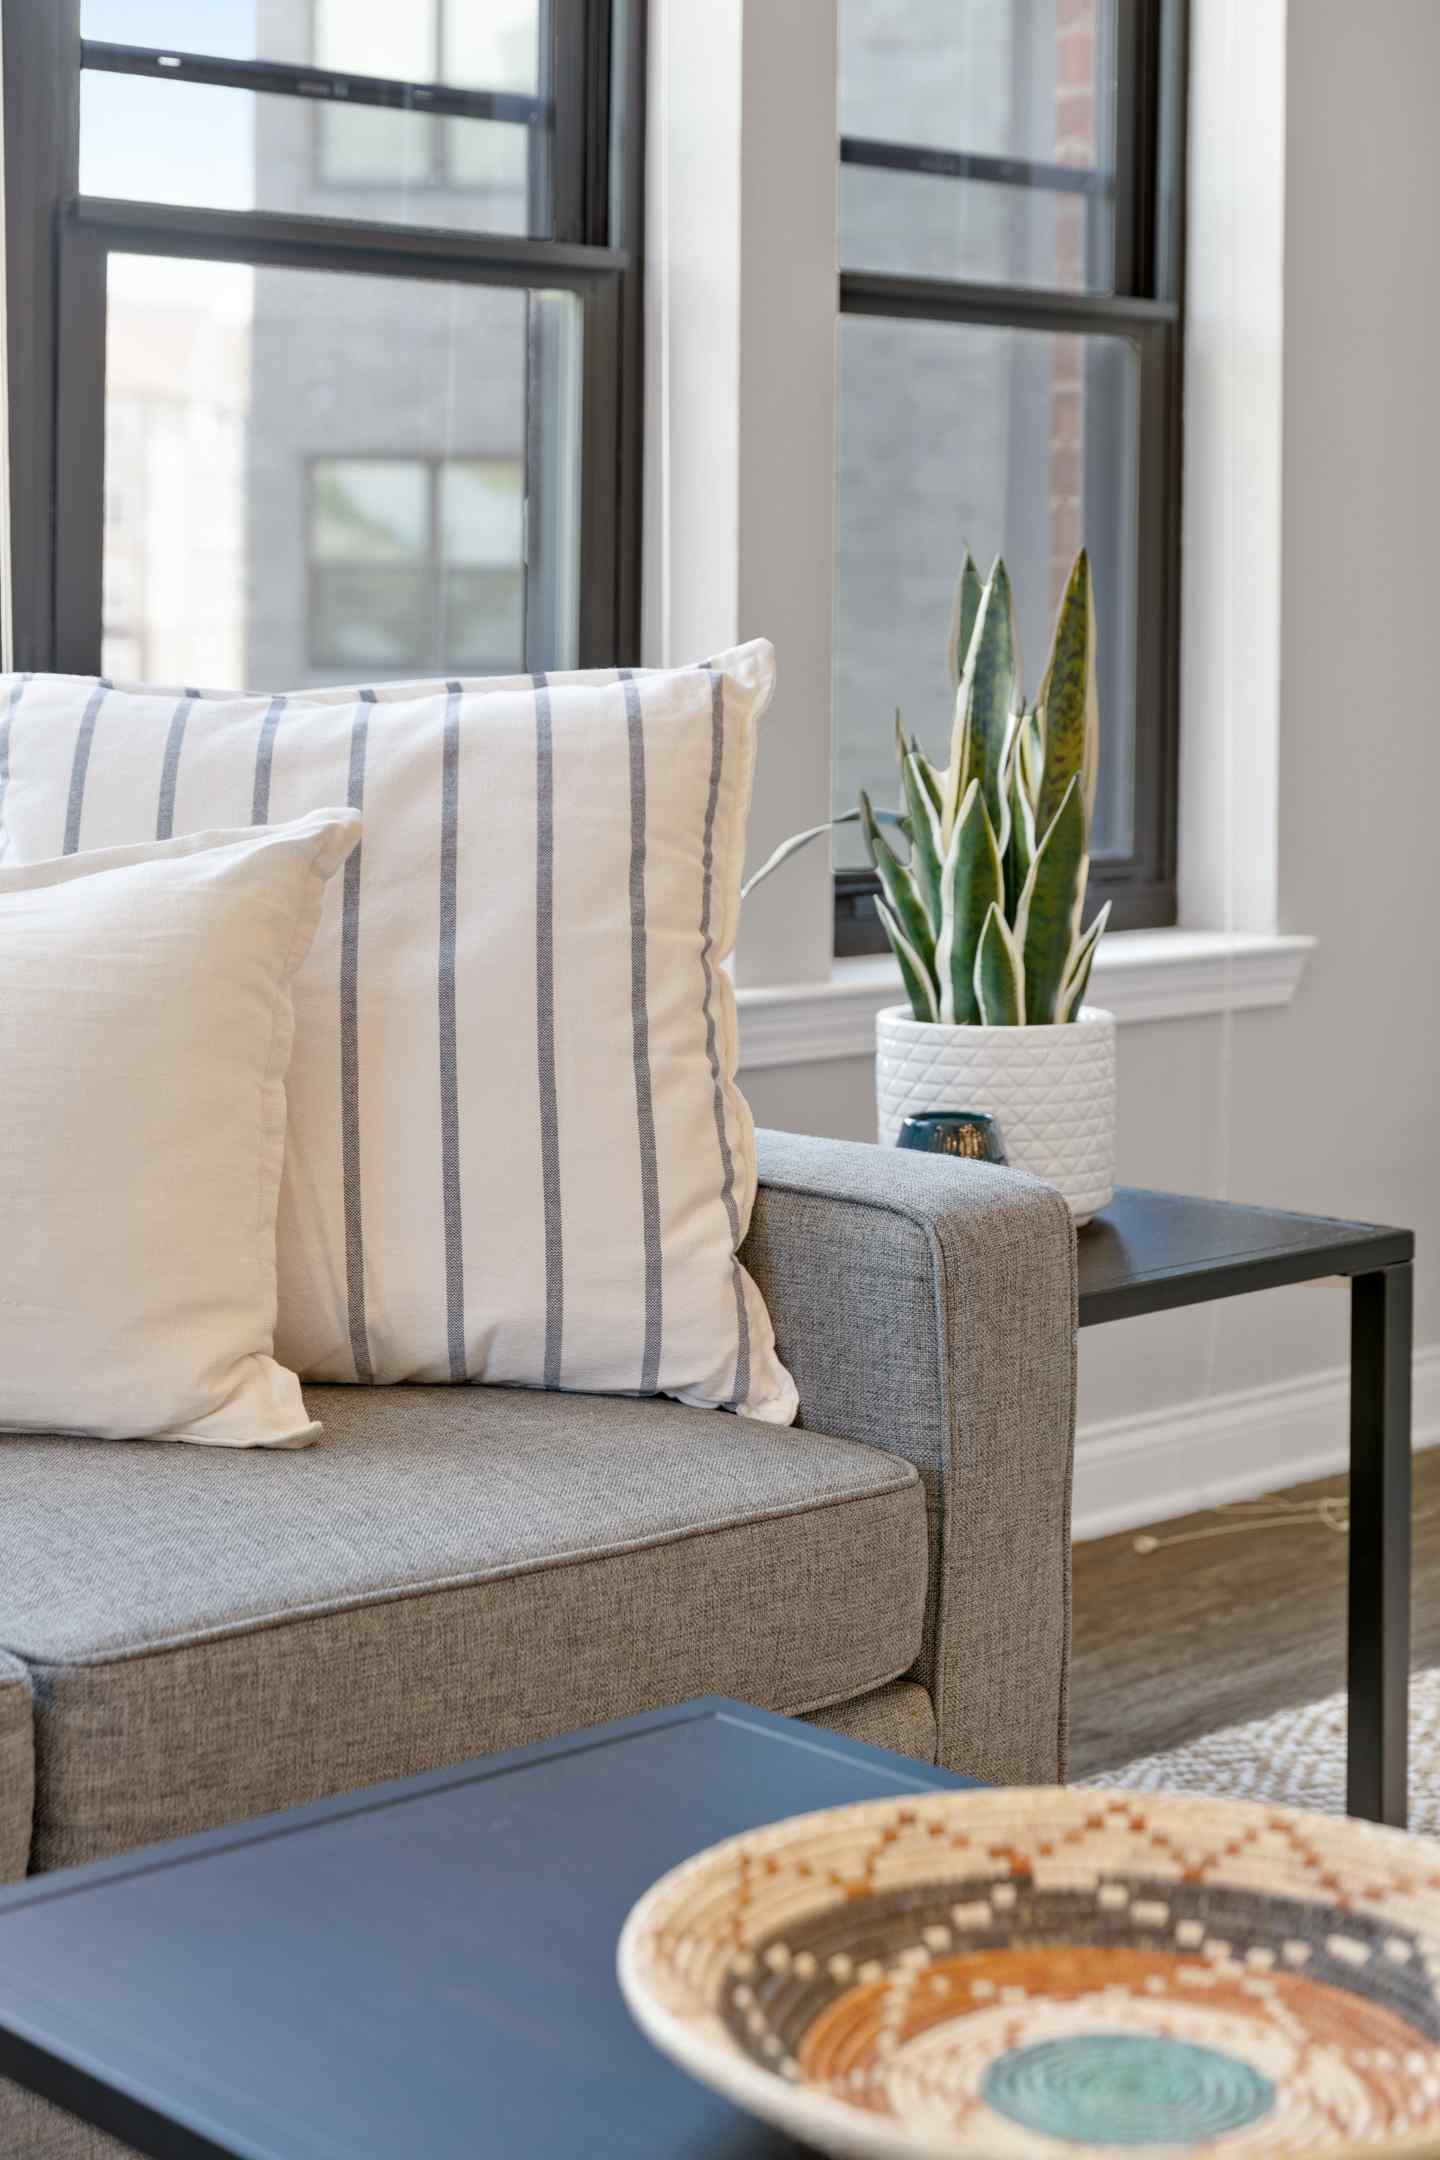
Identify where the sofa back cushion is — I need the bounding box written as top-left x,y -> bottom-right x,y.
0,651 -> 795,1421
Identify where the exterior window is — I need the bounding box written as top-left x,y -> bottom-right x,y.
308,456 -> 526,675
93,252 -> 570,692
313,0 -> 539,214
834,0 -> 1186,947
5,2 -> 641,685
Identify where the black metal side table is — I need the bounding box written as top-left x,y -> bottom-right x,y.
1078,1189 -> 1415,1828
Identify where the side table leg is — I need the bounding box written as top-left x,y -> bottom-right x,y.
1347,1262 -> 1412,1826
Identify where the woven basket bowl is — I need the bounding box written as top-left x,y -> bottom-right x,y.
617,1787 -> 1440,2159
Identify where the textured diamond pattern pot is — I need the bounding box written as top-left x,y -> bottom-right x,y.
876,1004 -> 1116,1222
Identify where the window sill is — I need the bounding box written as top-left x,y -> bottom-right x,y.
736,929 -> 1317,1071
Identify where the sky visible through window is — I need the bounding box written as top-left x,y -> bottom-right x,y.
82,2 -> 258,309
84,0 -> 264,53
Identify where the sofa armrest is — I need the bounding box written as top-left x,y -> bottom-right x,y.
742,1129 -> 1077,1785
0,1649 -> 33,1880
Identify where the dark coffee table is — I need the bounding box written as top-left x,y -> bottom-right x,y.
0,1698 -> 973,2159
1078,1188 -> 1414,1828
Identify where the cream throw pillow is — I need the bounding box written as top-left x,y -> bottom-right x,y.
0,809 -> 360,1446
0,651 -> 797,1422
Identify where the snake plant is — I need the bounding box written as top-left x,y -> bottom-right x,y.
746,547 -> 1110,1025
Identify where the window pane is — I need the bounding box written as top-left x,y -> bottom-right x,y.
314,0 -> 435,81
442,113 -> 532,197
81,72 -> 539,237
445,0 -> 541,94
442,461 -> 525,567
833,314 -> 1137,865
101,254 -> 582,689
314,105 -> 438,191
312,567 -> 431,669
83,0 -> 544,90
839,0 -> 1118,290
445,569 -> 526,668
311,463 -> 430,564
83,0 -> 438,69
82,0 -> 263,57
81,74 -> 255,213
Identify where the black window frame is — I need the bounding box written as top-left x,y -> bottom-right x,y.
2,0 -> 644,682
834,0 -> 1188,954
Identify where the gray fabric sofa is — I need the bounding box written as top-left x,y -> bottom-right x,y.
0,1130 -> 1077,2157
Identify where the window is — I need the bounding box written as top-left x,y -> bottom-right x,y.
78,0 -> 550,237
308,455 -> 527,674
314,0 -> 537,207
833,0 -> 1186,949
4,1 -> 642,686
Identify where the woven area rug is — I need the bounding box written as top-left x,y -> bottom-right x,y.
1080,1667 -> 1440,1836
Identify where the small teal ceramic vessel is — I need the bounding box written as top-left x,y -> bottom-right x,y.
896,1110 -> 1007,1164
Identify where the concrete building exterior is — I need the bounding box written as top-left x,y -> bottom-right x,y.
245,0 -> 536,691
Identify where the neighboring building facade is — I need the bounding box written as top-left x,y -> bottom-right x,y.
246,0 -> 537,691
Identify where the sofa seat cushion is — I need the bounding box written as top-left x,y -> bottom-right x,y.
0,1385 -> 927,1872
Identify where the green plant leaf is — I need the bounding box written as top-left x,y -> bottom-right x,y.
739,807 -> 901,902
901,750 -> 945,931
934,780 -> 1004,1025
861,788 -> 934,968
946,548 -> 984,689
974,901 -> 1025,1026
1015,772 -> 1087,1024
908,735 -> 953,865
1018,705 -> 1044,808
876,897 -> 939,1022
945,557 -> 1020,853
944,682 -> 971,828
1056,900 -> 1110,1023
908,743 -> 945,821
1034,549 -> 1099,841
1003,742 -> 1037,920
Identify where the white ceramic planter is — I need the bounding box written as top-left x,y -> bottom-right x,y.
876,1003 -> 1116,1222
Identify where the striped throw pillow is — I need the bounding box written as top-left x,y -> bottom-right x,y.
0,647 -> 797,1423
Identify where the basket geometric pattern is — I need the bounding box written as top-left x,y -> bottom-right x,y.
876,1005 -> 1116,1222
619,1786 -> 1440,2159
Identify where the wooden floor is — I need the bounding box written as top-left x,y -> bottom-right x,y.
1069,1448 -> 1440,1780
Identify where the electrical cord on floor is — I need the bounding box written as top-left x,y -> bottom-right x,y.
1132,1495 -> 1351,1555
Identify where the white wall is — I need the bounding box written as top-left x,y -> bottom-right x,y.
737,0 -> 1440,1525
644,0 -> 837,989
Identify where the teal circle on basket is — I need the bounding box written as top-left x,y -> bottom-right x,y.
979,2032 -> 1276,2147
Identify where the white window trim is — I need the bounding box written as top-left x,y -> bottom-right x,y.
736,929 -> 1314,1072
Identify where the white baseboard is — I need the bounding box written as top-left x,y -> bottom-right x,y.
1072,1345 -> 1440,1543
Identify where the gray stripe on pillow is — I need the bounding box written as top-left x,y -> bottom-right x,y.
535,673 -> 564,1390
439,682 -> 466,1382
700,668 -> 751,1410
620,672 -> 663,1393
62,682 -> 109,855
251,694 -> 286,824
155,693 -> 195,840
341,692 -> 376,1384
